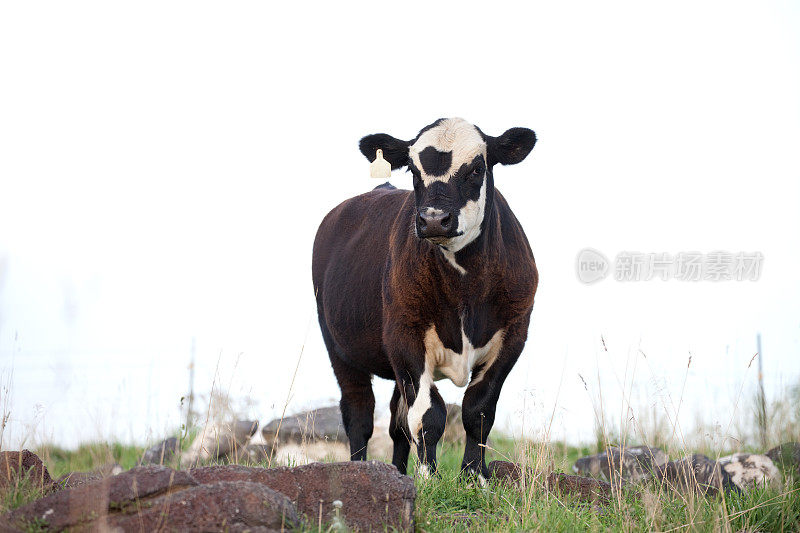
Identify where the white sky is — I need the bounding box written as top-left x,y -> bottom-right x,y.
1,1 -> 798,450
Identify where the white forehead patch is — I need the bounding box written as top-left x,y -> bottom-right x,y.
409,118 -> 486,186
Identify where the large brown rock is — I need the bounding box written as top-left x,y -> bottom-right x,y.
0,450 -> 52,490
191,461 -> 416,531
488,460 -> 615,505
108,481 -> 298,532
5,465 -> 299,532
0,517 -> 19,533
548,473 -> 617,505
5,466 -> 196,530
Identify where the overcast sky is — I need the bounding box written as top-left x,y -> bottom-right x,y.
1,1 -> 798,449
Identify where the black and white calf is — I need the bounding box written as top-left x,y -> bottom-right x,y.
312,118 -> 538,478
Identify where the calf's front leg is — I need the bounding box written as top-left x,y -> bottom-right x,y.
461,331 -> 526,479
391,360 -> 446,476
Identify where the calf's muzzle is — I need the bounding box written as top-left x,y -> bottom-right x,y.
417,210 -> 454,239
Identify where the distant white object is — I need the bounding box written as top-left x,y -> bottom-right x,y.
180,419 -> 258,467
369,149 -> 391,179
719,453 -> 780,491
272,441 -> 350,465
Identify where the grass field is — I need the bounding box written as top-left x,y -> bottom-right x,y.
2,433 -> 799,532
3,363 -> 799,531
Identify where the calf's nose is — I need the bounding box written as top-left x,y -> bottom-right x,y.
418,210 -> 453,238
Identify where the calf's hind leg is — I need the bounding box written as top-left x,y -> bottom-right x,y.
328,354 -> 375,461
318,316 -> 375,460
389,384 -> 411,474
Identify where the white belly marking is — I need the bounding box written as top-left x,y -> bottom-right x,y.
423,324 -> 504,388
406,323 -> 504,442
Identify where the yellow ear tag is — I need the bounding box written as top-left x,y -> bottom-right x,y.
369,149 -> 392,179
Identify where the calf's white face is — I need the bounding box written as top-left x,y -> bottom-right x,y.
359,117 -> 537,256
408,118 -> 488,252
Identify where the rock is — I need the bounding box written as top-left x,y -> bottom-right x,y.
4,461 -> 412,531
231,441 -> 351,466
191,461 -> 416,531
627,446 -> 669,469
655,454 -> 740,496
488,461 -> 615,505
141,436 -> 180,465
572,445 -> 667,484
55,463 -> 123,489
443,403 -> 466,442
243,443 -> 272,462
548,472 -> 617,505
367,417 -> 394,461
261,404 -> 466,464
271,441 -> 350,466
488,460 -> 527,482
0,450 -> 52,490
0,517 -> 17,533
5,466 -> 197,531
108,481 -> 298,532
719,453 -> 781,491
766,442 -> 800,476
5,465 -> 299,532
441,404 -> 490,445
261,406 -> 347,446
181,419 -> 259,467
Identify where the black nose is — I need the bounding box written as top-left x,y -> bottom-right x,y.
418,210 -> 453,238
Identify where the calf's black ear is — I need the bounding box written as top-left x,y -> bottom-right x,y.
486,127 -> 537,166
359,133 -> 410,169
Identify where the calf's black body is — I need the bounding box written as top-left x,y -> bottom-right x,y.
312,118 -> 538,477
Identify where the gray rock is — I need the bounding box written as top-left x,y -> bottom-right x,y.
655,454 -> 740,496
766,442 -> 800,476
719,453 -> 781,491
442,403 -> 466,442
141,436 -> 180,465
262,406 -> 347,445
242,443 -> 272,463
572,445 -> 667,483
181,419 -> 259,467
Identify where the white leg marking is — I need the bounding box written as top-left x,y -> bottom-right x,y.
417,464 -> 431,479
406,368 -> 433,444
